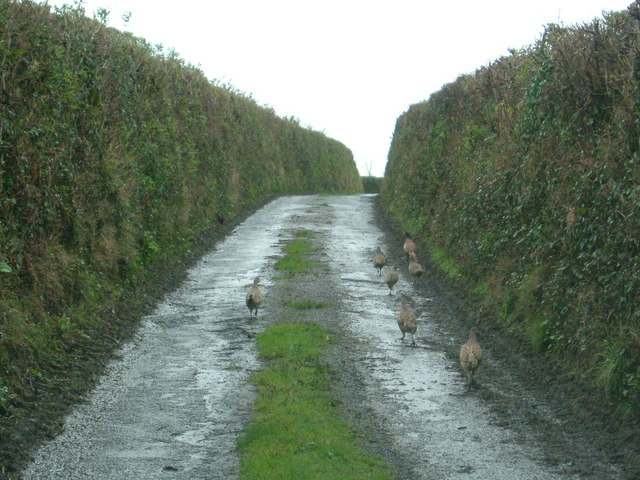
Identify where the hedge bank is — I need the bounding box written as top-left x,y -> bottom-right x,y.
382,5 -> 640,411
0,1 -> 361,469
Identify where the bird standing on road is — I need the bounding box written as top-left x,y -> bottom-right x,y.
373,247 -> 386,275
408,252 -> 424,278
246,276 -> 264,316
397,303 -> 417,345
460,327 -> 482,384
403,232 -> 417,260
381,266 -> 400,294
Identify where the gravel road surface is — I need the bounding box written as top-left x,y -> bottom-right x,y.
22,195 -> 636,479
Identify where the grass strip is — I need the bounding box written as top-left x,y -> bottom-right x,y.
274,237 -> 314,274
237,321 -> 393,480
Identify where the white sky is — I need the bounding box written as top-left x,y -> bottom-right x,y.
45,0 -> 632,176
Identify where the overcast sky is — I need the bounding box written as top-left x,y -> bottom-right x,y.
45,0 -> 632,176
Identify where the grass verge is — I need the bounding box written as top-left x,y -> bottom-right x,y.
237,321 -> 393,480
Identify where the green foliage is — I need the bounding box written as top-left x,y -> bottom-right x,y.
525,315 -> 550,353
361,176 -> 382,193
0,378 -> 10,414
382,8 -> 640,410
595,338 -> 640,411
238,322 -> 393,480
430,246 -> 464,283
0,0 -> 361,431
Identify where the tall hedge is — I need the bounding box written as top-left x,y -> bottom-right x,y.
382,6 -> 640,410
0,0 -> 361,425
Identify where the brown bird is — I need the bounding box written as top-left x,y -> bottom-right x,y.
373,247 -> 386,275
397,303 -> 417,344
403,232 -> 417,260
408,252 -> 424,278
381,266 -> 399,294
246,276 -> 264,316
459,327 -> 483,384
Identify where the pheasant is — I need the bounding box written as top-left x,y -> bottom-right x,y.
459,327 -> 482,384
373,247 -> 386,275
403,232 -> 417,260
381,266 -> 399,294
397,303 -> 417,344
246,276 -> 264,316
408,252 -> 424,278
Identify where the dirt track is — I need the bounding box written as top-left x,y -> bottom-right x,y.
21,195 -> 640,479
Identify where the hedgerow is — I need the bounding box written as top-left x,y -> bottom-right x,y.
0,0 -> 361,458
382,5 -> 640,411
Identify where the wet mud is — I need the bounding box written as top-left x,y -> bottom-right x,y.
21,195 -> 639,479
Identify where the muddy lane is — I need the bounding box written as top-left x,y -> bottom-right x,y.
22,196 -> 314,480
322,195 -> 550,479
22,194 -> 628,479
317,195 -> 623,479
